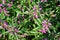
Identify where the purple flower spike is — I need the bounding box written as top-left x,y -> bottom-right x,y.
3,7 -> 8,13
7,4 -> 12,7
18,14 -> 20,19
33,6 -> 36,11
41,0 -> 47,2
41,0 -> 44,2
58,4 -> 60,6
39,8 -> 42,11
14,28 -> 19,33
39,20 -> 51,34
0,4 -> 2,6
4,21 -> 8,27
30,17 -> 33,21
2,0 -> 6,4
39,28 -> 46,34
18,21 -> 20,24
33,12 -> 38,18
0,9 -> 2,12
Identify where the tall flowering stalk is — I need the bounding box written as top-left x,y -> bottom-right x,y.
1,0 -> 11,16
0,8 -> 2,12
41,0 -> 47,2
0,4 -> 3,12
33,6 -> 38,18
41,0 -> 44,2
3,7 -> 10,16
0,4 -> 3,6
7,3 -> 12,7
2,0 -> 6,4
39,19 -> 51,33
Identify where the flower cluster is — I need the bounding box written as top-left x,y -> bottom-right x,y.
0,0 -> 12,13
39,19 -> 51,33
33,6 -> 38,18
41,0 -> 47,2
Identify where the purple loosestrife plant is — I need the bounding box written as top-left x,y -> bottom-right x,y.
41,0 -> 44,2
17,21 -> 20,24
2,0 -> 6,4
2,0 -> 10,16
38,4 -> 42,12
33,6 -> 38,18
0,4 -> 3,6
7,3 -> 12,7
39,7 -> 42,12
14,28 -> 19,33
0,4 -> 2,12
33,6 -> 36,11
39,20 -> 51,34
3,7 -> 8,13
0,9 -> 2,12
39,28 -> 47,33
17,14 -> 20,19
3,7 -> 10,16
3,21 -> 9,27
41,0 -> 47,2
30,17 -> 33,21
33,11 -> 38,18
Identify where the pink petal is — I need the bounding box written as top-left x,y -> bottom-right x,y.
7,4 -> 12,7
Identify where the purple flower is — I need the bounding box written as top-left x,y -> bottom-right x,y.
33,11 -> 38,18
41,0 -> 44,2
39,20 -> 51,34
3,7 -> 8,13
30,17 -> 33,21
58,4 -> 60,6
18,14 -> 20,19
3,21 -> 9,27
0,4 -> 2,6
33,6 -> 39,18
42,20 -> 51,28
41,0 -> 47,2
39,28 -> 46,34
2,0 -> 6,4
18,21 -> 20,24
3,7 -> 10,16
14,28 -> 19,33
0,9 -> 2,12
33,6 -> 36,11
39,8 -> 42,11
7,4 -> 12,7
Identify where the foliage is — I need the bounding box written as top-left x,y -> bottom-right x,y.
0,0 -> 60,40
